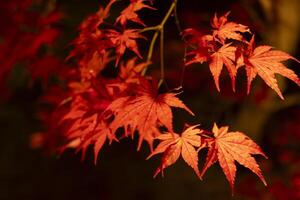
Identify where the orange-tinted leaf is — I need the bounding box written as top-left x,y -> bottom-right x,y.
116,0 -> 155,26
62,110 -> 117,163
59,85 -> 115,161
211,12 -> 249,43
106,29 -> 145,66
68,1 -> 115,67
80,51 -> 113,80
148,125 -> 202,178
119,58 -> 149,81
201,123 -> 267,192
107,58 -> 150,93
183,29 -> 213,65
83,121 -> 116,164
185,35 -> 237,91
243,36 -> 300,99
80,0 -> 115,32
107,79 -> 194,150
209,43 -> 237,91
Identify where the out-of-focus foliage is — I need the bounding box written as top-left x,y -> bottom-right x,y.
0,0 -> 299,200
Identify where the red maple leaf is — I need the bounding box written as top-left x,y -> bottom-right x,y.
147,125 -> 202,178
184,30 -> 237,91
79,0 -> 115,32
74,120 -> 117,164
79,51 -> 113,81
68,0 -> 115,67
201,123 -> 267,192
63,113 -> 117,164
104,58 -> 149,94
116,58 -> 150,92
116,0 -> 155,26
106,29 -> 145,66
183,29 -> 213,65
240,36 -> 300,99
211,12 -> 249,43
107,79 -> 194,150
208,43 -> 237,91
119,58 -> 149,81
59,84 -> 116,162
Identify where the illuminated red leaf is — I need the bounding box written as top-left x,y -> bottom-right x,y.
107,79 -> 194,150
116,0 -> 155,26
106,29 -> 145,66
67,0 -> 116,67
241,36 -> 300,99
208,43 -> 237,91
201,123 -> 267,192
148,125 -> 202,178
211,12 -> 249,43
184,31 -> 237,91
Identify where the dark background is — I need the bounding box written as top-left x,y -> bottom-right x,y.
1,0 -> 300,199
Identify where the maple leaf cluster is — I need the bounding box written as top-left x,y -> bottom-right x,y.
47,1 -> 278,193
184,12 -> 300,99
149,124 -> 267,191
58,53 -> 194,163
1,0 -> 300,196
68,0 -> 151,68
58,0 -> 194,163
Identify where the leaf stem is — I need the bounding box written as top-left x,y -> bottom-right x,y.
158,27 -> 164,87
161,1 -> 176,27
139,26 -> 160,33
173,0 -> 188,87
146,31 -> 160,62
142,1 -> 176,77
173,0 -> 183,38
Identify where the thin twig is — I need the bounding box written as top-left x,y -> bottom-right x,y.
158,28 -> 164,87
173,0 -> 188,87
146,31 -> 159,62
139,26 -> 159,33
141,1 -> 176,77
